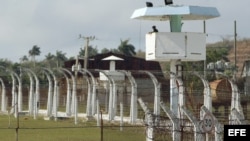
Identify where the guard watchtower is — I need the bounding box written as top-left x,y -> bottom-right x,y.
131,1 -> 220,116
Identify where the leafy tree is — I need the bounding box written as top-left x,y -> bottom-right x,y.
118,39 -> 136,56
0,58 -> 13,68
110,48 -> 120,54
68,56 -> 76,60
206,47 -> 229,63
19,55 -> 34,68
0,61 -> 11,86
79,45 -> 98,57
136,49 -> 145,58
100,48 -> 110,54
100,48 -> 120,54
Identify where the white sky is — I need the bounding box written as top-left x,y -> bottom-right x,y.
0,0 -> 249,62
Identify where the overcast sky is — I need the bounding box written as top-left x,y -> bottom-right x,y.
0,0 -> 249,62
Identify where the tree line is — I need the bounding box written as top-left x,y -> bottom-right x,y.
0,38 -> 235,75
0,39 -> 142,69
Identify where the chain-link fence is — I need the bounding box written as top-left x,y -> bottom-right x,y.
0,70 -> 250,141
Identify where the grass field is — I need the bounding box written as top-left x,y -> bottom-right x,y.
0,114 -> 146,141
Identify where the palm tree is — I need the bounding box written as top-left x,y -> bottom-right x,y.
44,53 -> 55,68
28,45 -> 41,62
45,53 -> 55,60
118,39 -> 136,56
55,50 -> 67,67
28,45 -> 41,67
19,55 -> 29,63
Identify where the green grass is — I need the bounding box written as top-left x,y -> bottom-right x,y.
0,114 -> 145,141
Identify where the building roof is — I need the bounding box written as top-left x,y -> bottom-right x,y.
64,52 -> 162,71
131,5 -> 220,21
102,55 -> 124,61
